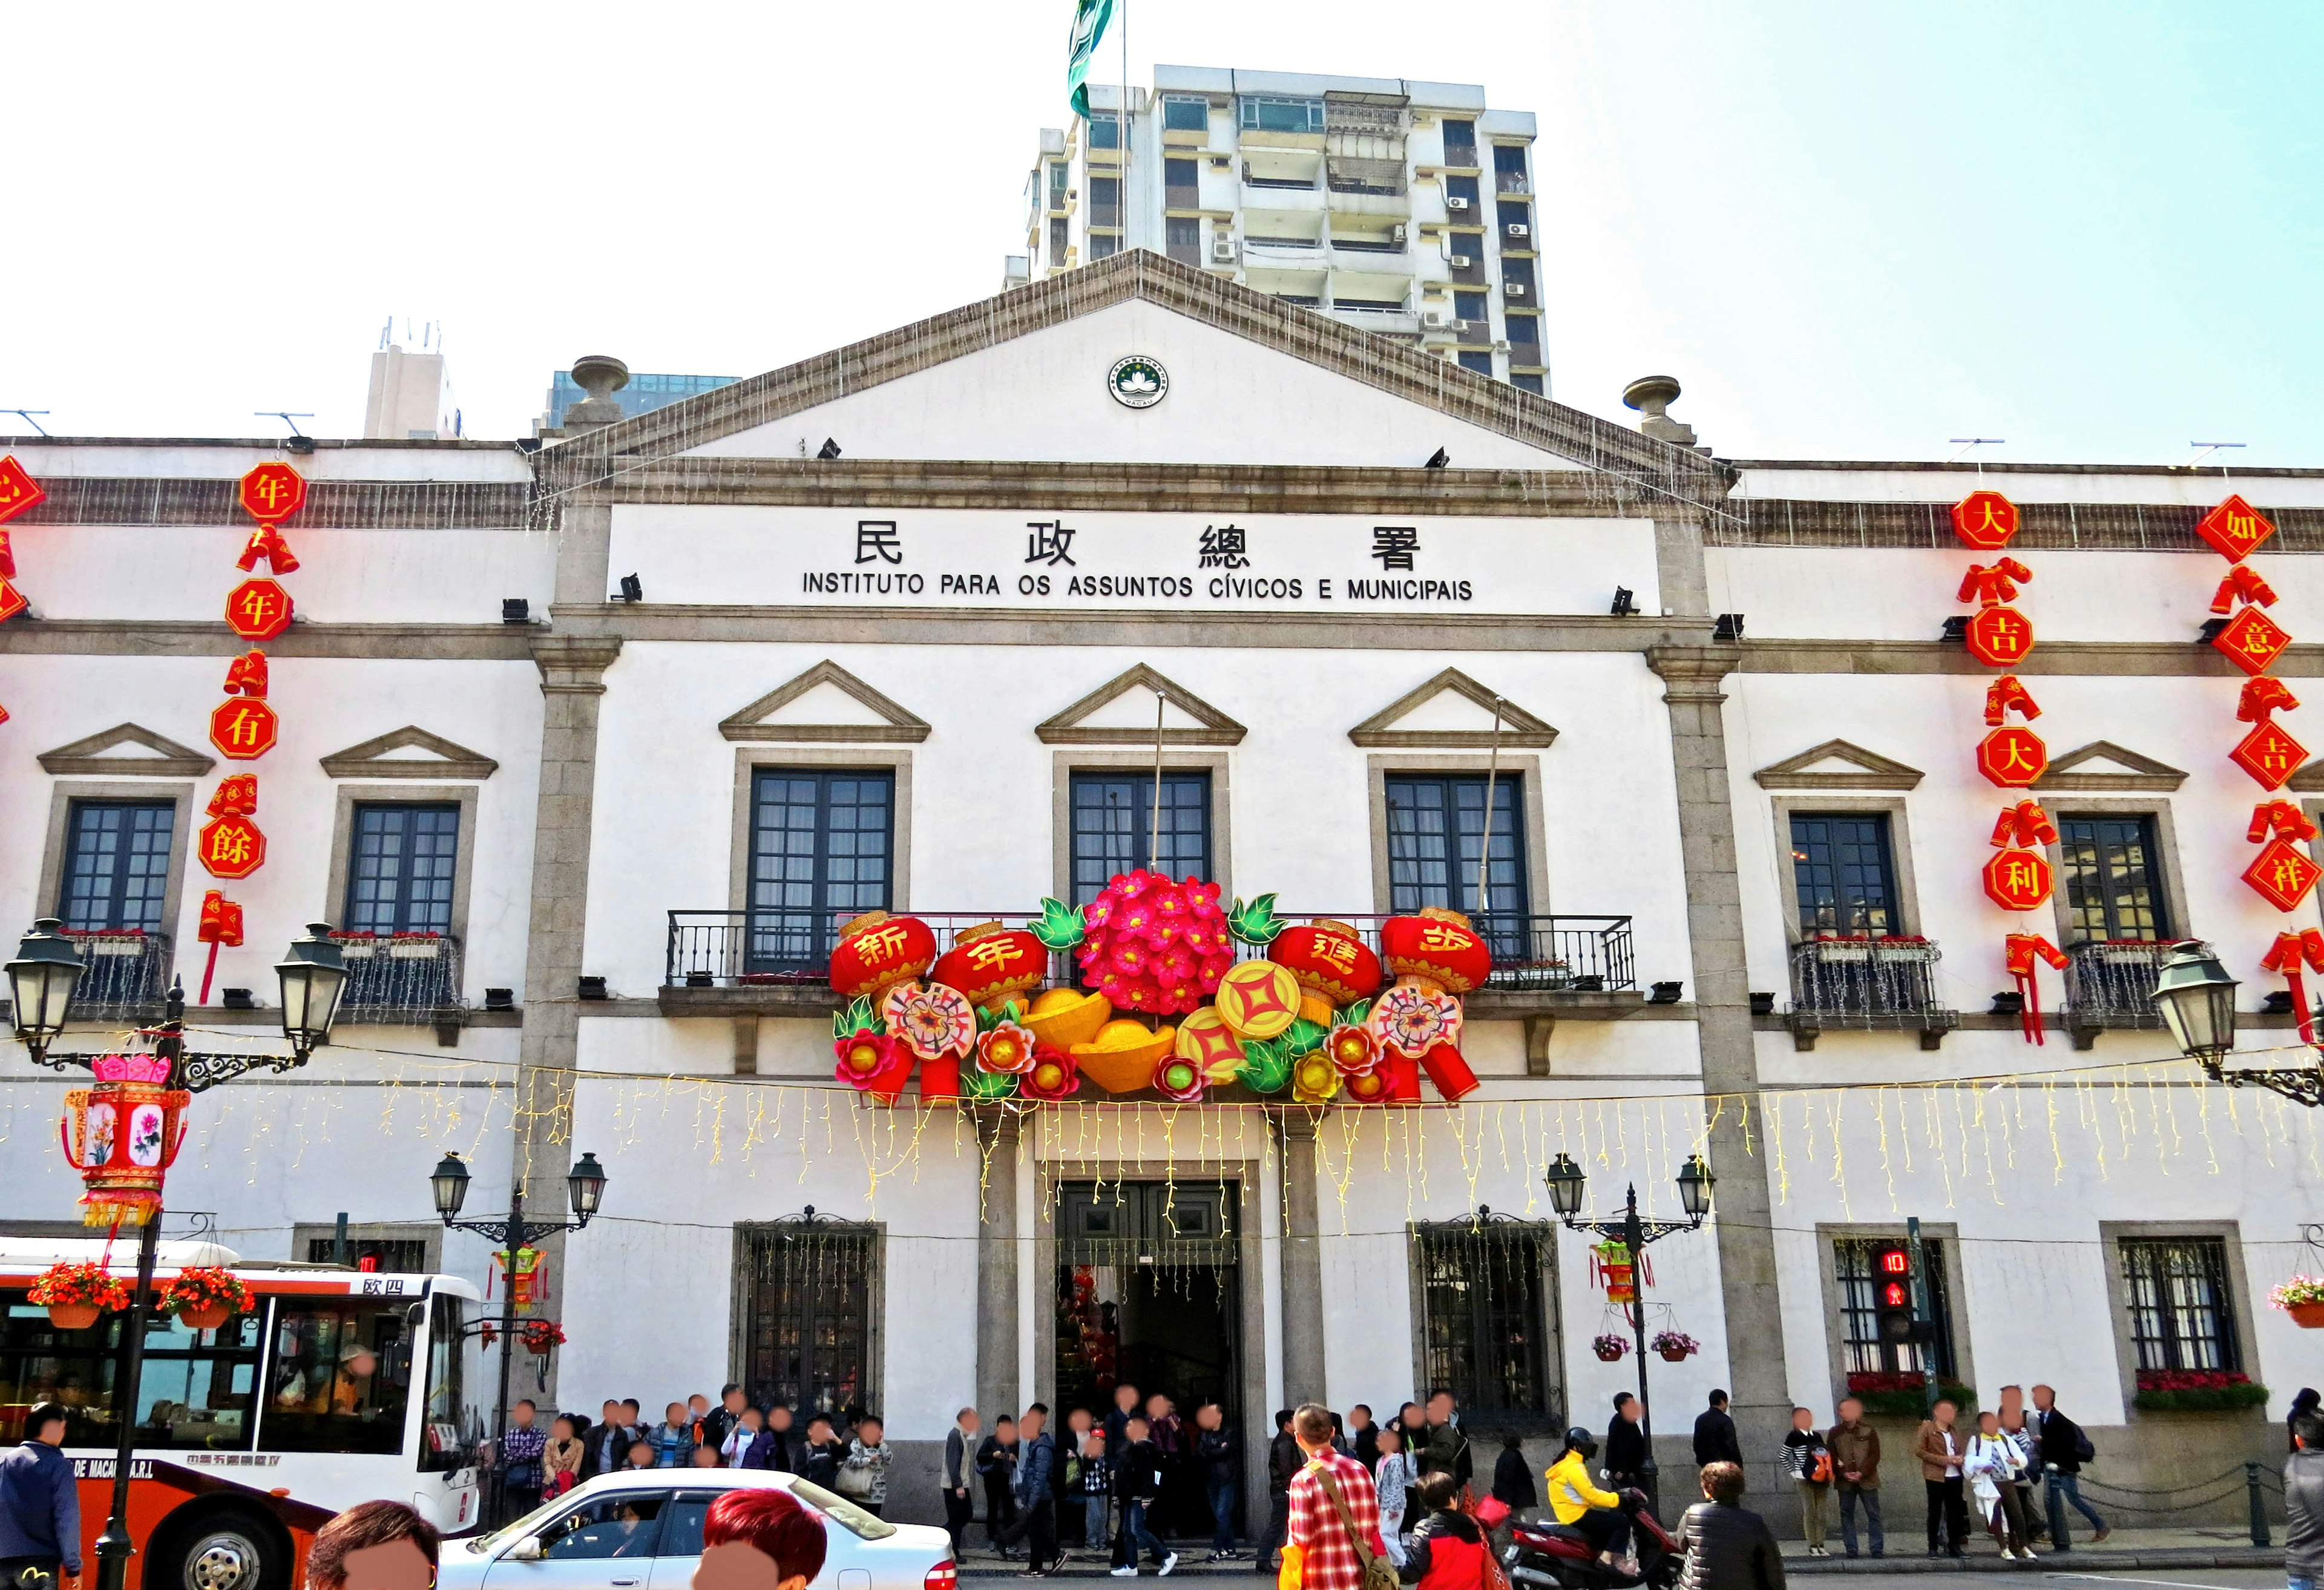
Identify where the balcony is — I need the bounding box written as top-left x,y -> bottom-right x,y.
1786,937 -> 1955,1050
2064,940 -> 2170,1049
330,931 -> 464,1027
58,928 -> 172,1022
661,909 -> 1640,1022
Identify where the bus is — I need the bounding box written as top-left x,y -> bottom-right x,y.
1,1239 -> 488,1590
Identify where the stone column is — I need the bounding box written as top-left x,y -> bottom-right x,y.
975,1108 -> 1021,1424
1645,645 -> 1790,1476
1273,1110 -> 1327,1406
506,630 -> 622,1416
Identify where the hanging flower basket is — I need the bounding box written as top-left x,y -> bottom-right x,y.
1592,1333 -> 1629,1362
159,1266 -> 250,1330
519,1319 -> 566,1355
2271,1277 -> 2324,1327
1651,1330 -> 1699,1363
28,1260 -> 130,1330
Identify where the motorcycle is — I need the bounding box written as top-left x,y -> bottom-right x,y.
1502,1493 -> 1682,1590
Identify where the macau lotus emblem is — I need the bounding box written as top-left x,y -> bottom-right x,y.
1107,355 -> 1168,410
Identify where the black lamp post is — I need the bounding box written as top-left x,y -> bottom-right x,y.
1544,1151 -> 1715,1515
432,1148 -> 607,1523
2152,939 -> 2324,1107
7,918 -> 348,1590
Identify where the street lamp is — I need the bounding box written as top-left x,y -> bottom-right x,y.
1544,1152 -> 1716,1514
2153,940 -> 2324,1107
5,918 -> 85,1066
8,919 -> 350,1590
433,1150 -> 608,1523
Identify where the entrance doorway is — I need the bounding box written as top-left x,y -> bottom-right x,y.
1056,1181 -> 1242,1540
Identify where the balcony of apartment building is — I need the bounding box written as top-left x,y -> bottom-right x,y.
1785,934 -> 1956,1050
1083,110 -> 1125,166
1159,91 -> 1219,151
1325,215 -> 1410,272
329,929 -> 467,1029
1236,92 -> 1327,153
1242,148 -> 1324,204
1241,211 -> 1324,266
2062,938 -> 2170,1048
659,908 -> 1644,1045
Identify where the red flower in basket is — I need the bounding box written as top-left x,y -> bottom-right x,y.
1650,1329 -> 1699,1363
520,1320 -> 566,1355
159,1266 -> 251,1330
29,1261 -> 130,1330
1592,1333 -> 1629,1362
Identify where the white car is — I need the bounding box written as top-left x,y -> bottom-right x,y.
443,1471 -> 956,1590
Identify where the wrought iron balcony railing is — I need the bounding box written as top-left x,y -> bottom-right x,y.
329,931 -> 464,1025
2064,939 -> 2170,1035
57,928 -> 172,1022
665,910 -> 1633,996
1788,937 -> 1953,1045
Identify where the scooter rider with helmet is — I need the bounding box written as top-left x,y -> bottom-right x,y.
1546,1428 -> 1638,1574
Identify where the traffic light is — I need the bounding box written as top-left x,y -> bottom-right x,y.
1873,1246 -> 1926,1346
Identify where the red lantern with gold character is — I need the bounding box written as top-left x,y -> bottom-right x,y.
827,911 -> 937,1000
239,462 -> 307,526
2231,721 -> 2308,791
930,923 -> 1048,1015
1975,727 -> 2049,788
1269,920 -> 1384,1024
1965,607 -> 2035,668
2244,839 -> 2324,912
1951,490 -> 2020,551
225,578 -> 294,642
1983,848 -> 2053,912
59,1055 -> 190,1227
198,815 -> 267,880
2196,494 -> 2276,563
2214,606 -> 2293,677
209,698 -> 279,761
1379,908 -> 1492,995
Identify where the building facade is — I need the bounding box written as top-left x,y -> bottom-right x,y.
1015,68 -> 1546,391
5,252 -> 2321,1531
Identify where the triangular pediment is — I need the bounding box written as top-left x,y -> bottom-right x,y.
721,660 -> 930,744
1348,669 -> 1557,749
320,727 -> 499,780
39,723 -> 214,777
2291,761 -> 2324,793
1036,664 -> 1245,747
1753,739 -> 1923,791
535,251 -> 1731,486
2033,741 -> 2187,792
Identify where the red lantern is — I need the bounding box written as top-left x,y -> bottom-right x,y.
223,650 -> 269,698
209,698 -> 279,761
2196,493 -> 2277,563
2214,606 -> 2292,677
1975,726 -> 2049,788
930,923 -> 1048,1014
59,1055 -> 190,1227
2231,721 -> 2308,791
2244,839 -> 2324,912
1983,848 -> 2053,912
827,911 -> 937,1000
198,815 -> 267,880
1379,909 -> 1492,995
0,455 -> 47,525
1965,606 -> 2035,667
1951,490 -> 2020,551
1417,1042 -> 1480,1102
1377,1052 -> 1423,1104
225,578 -> 294,641
1269,920 -> 1385,1018
238,462 -> 307,526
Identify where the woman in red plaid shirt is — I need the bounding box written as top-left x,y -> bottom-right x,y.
1280,1405 -> 1387,1590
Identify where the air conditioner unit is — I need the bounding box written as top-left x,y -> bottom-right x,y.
1506,222 -> 1530,238
1449,254 -> 1472,268
1414,165 -> 1440,179
1506,282 -> 1528,296
1212,240 -> 1238,263
1446,196 -> 1471,211
1492,340 -> 1511,353
1391,223 -> 1408,243
1422,310 -> 1449,329
1209,155 -> 1232,169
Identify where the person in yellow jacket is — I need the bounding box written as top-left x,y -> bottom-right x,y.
1544,1427 -> 1636,1570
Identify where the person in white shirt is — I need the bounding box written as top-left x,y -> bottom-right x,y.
721,1407 -> 764,1467
1965,1411 -> 2030,1559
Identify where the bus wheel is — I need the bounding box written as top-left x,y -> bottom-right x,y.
160,1513 -> 285,1590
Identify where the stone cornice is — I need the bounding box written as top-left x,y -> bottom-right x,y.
0,619 -> 537,659
1733,638 -> 2324,677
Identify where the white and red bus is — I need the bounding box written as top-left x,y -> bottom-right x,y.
1,1239 -> 487,1590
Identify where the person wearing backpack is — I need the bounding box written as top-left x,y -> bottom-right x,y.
1779,1407 -> 1834,1557
2029,1386 -> 2109,1542
1110,1415 -> 1175,1577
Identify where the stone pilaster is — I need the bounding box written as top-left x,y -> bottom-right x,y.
1273,1110 -> 1327,1406
1645,644 -> 1790,1467
975,1108 -> 1021,1422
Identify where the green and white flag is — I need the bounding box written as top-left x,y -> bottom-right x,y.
1066,0 -> 1116,119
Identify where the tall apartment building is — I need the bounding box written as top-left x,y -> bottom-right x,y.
1010,65 -> 1545,391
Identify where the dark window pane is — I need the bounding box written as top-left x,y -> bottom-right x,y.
345,804 -> 460,935
1385,776 -> 1528,940
1457,351 -> 1493,375
1511,374 -> 1543,394
1163,97 -> 1209,132
1834,1238 -> 1955,1378
2060,814 -> 2170,941
2122,1238 -> 2238,1372
1166,215 -> 1203,264
1416,1224 -> 1551,1421
747,771 -> 894,971
59,801 -> 176,932
1790,814 -> 1897,935
259,1300 -> 413,1454
1069,773 -> 1212,905
743,1226 -> 876,1418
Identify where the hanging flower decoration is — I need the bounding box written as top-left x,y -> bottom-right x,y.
1290,1050 -> 1342,1105
976,1019 -> 1039,1076
29,1261 -> 130,1314
1369,984 -> 1463,1058
1650,1329 -> 1699,1361
158,1266 -> 250,1327
1325,1024 -> 1378,1077
880,980 -> 976,1061
1592,1333 -> 1630,1361
519,1319 -> 567,1354
1152,1053 -> 1206,1103
1019,1044 -> 1080,1102
833,1028 -> 913,1095
1072,872 -> 1235,1014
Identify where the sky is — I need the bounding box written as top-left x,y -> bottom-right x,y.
4,1 -> 2318,465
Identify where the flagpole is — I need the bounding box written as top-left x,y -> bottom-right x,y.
1120,0 -> 1130,255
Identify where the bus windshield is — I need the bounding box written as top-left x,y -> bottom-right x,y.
419,1292 -> 484,1472
262,1297 -> 415,1454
